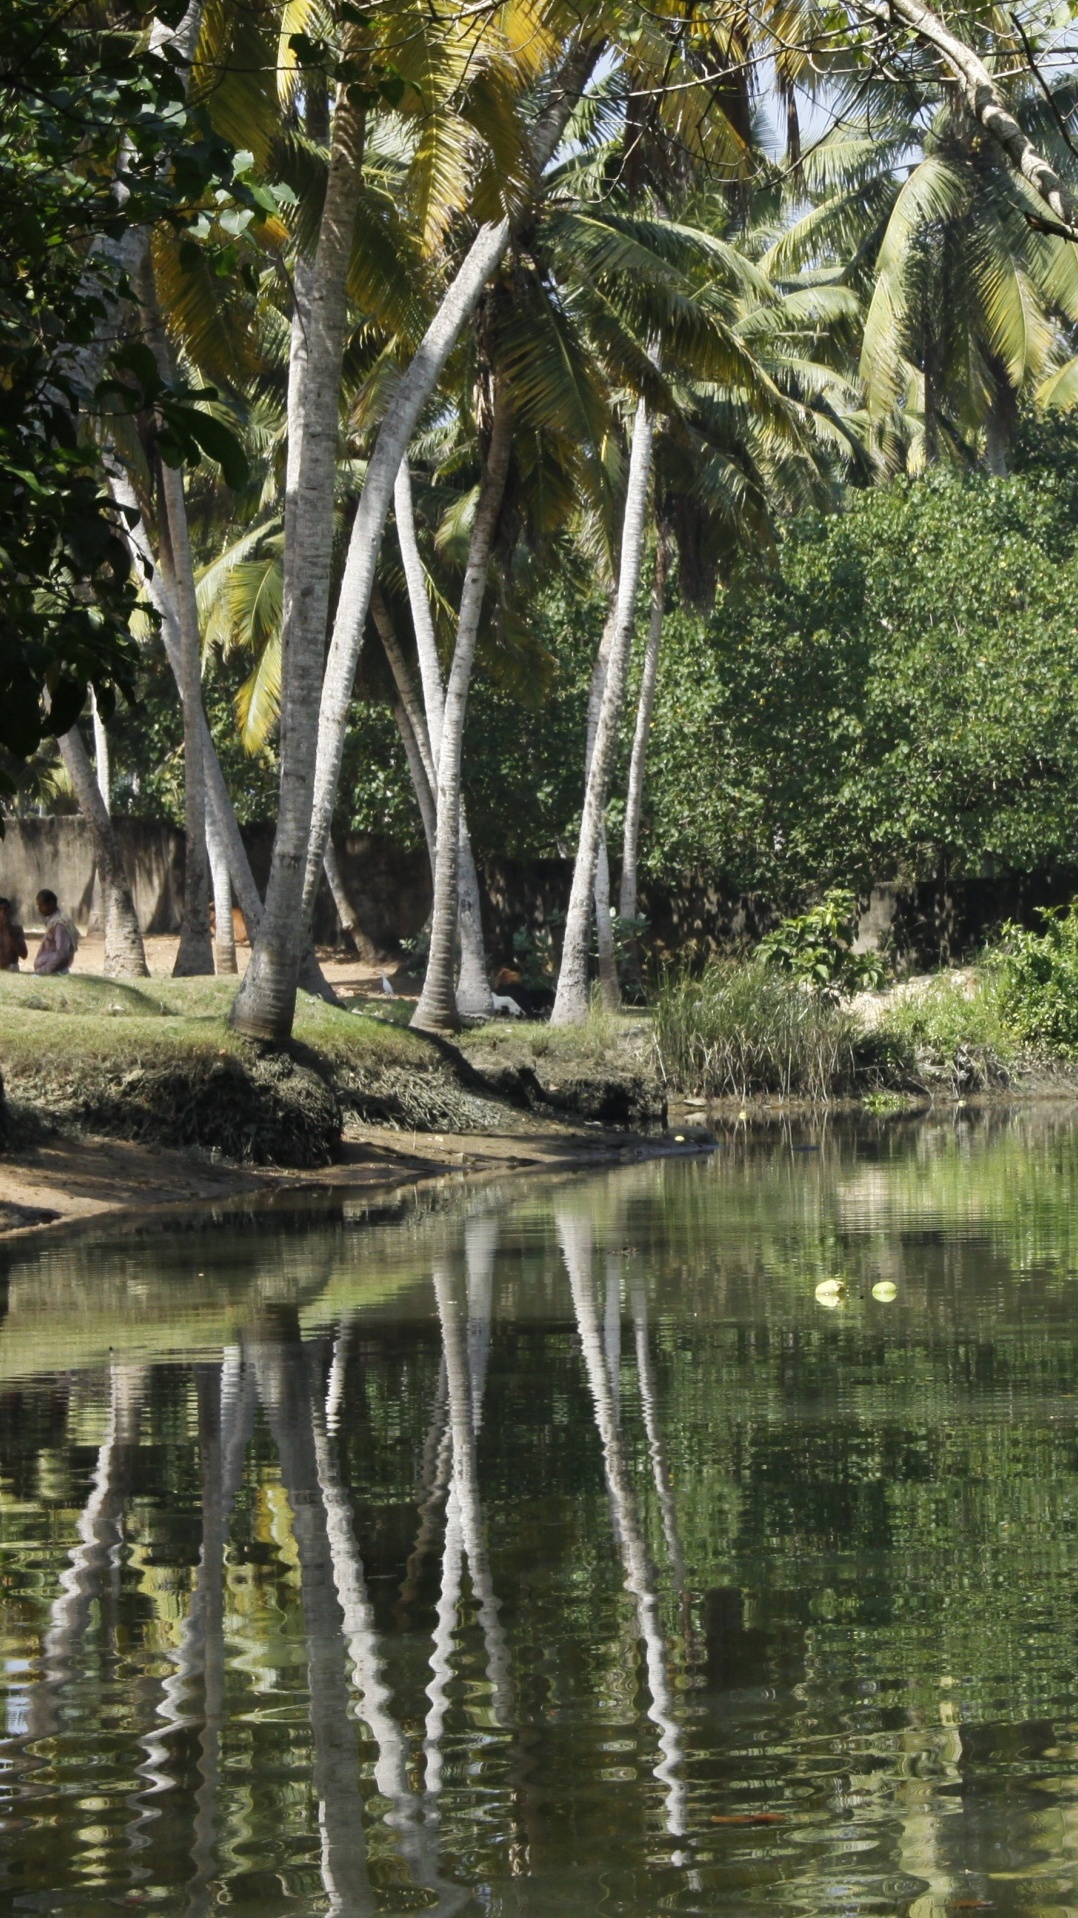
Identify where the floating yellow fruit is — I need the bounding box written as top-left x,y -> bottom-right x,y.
871,1280 -> 898,1302
814,1279 -> 845,1308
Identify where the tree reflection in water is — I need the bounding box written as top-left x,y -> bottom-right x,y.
9,1119 -> 1078,1912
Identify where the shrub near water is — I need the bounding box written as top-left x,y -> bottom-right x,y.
654,961 -> 858,1100
875,972 -> 1013,1092
996,906 -> 1078,1054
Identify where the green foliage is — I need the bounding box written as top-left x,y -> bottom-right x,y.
511,924 -> 559,987
0,0 -> 242,769
996,905 -> 1078,1055
654,960 -> 859,1100
640,468 -> 1078,898
757,889 -> 888,998
875,972 -> 1014,1091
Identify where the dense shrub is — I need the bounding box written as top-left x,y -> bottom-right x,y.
654,961 -> 859,1100
996,907 -> 1078,1054
757,889 -> 889,998
875,973 -> 1013,1092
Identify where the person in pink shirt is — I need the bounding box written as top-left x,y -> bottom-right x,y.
33,890 -> 77,974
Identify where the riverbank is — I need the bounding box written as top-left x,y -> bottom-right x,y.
0,968 -> 678,1242
6,960 -> 1078,1247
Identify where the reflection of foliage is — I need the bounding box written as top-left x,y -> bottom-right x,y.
7,1117 -> 1078,1900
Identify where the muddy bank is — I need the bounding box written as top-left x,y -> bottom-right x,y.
0,973 -> 681,1242
0,1117 -> 704,1247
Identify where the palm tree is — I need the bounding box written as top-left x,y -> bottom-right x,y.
617,528 -> 669,972
227,12 -> 605,1039
762,76 -> 1078,471
54,725 -> 150,976
412,373 -> 513,1030
547,188 -> 853,1019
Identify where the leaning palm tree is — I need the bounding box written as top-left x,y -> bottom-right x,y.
549,213 -> 857,1021
230,4 -> 607,1040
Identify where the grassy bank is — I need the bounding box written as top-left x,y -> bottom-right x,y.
0,973 -> 507,1165
652,949 -> 1078,1102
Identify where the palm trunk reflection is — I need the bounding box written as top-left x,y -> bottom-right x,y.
32,1362 -> 146,1736
180,1351 -> 257,1915
629,1276 -> 688,1596
557,1210 -> 688,1840
250,1311 -> 373,1917
425,1217 -> 511,1804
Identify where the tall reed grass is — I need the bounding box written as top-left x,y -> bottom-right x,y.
653,960 -> 859,1100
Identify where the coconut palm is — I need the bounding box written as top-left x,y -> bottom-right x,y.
227,5 -> 605,1039
761,73 -> 1078,471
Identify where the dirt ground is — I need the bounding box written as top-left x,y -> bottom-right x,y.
0,936 -> 694,1243
67,932 -> 417,1002
0,1120 -> 686,1245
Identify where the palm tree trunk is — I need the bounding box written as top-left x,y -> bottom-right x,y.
90,688 -> 110,813
87,686 -> 110,938
886,0 -> 1078,237
298,42 -> 603,943
208,821 -> 237,973
583,608 -> 618,1007
229,88 -> 367,1041
619,534 -> 667,989
454,825 -> 491,1019
323,838 -> 378,961
395,463 -> 445,763
412,381 -> 512,1032
109,470 -> 265,943
57,725 -> 149,976
390,482 -> 492,1016
552,393 -> 655,1025
138,257 -> 214,977
157,477 -> 213,976
393,700 -> 438,874
594,834 -> 619,1009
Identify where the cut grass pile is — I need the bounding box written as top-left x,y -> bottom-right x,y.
0,973 -> 505,1164
459,1004 -> 667,1130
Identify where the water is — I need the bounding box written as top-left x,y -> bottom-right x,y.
3,1109 -> 1078,1914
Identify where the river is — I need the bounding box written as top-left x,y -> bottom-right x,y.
2,1105 -> 1078,1914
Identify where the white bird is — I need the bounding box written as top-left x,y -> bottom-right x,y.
491,992 -> 523,1018
380,971 -> 395,996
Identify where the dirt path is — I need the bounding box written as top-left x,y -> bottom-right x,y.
67,933 -> 417,1004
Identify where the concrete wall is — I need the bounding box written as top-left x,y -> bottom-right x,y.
0,817 -> 184,934
6,815 -> 1077,968
0,817 -> 432,951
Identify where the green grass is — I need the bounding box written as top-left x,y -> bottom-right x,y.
460,1000 -> 653,1075
653,960 -> 860,1101
0,970 -> 430,1072
874,971 -> 1014,1090
0,970 -> 500,1161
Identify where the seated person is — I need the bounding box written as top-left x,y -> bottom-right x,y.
34,890 -> 78,975
0,898 -> 28,972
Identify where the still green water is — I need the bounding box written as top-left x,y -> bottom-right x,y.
4,1109 -> 1078,1915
